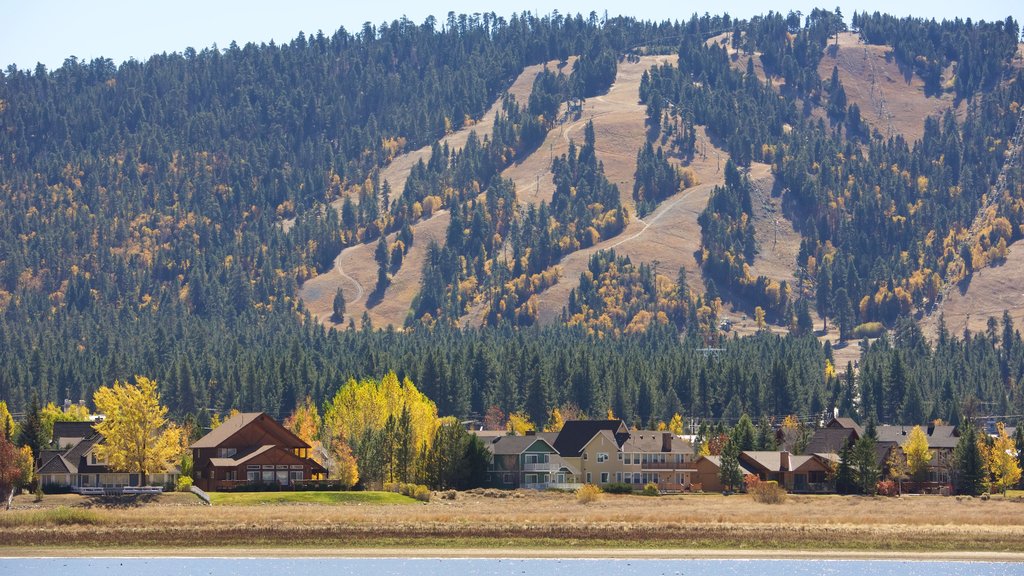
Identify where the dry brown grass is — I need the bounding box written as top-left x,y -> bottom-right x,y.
4,490 -> 1024,552
6,491 -> 1024,549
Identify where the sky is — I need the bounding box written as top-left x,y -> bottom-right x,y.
2,1 -> 1022,71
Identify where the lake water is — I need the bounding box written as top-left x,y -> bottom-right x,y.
2,558 -> 1022,576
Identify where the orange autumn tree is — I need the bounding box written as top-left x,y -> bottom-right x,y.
284,396 -> 323,463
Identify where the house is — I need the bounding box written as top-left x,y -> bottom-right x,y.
483,432 -> 577,489
876,424 -> 959,484
483,420 -> 696,491
37,422 -> 179,492
694,451 -> 837,493
619,431 -> 695,490
190,412 -> 327,491
553,419 -> 629,486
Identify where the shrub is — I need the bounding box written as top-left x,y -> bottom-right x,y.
384,482 -> 431,502
602,482 -> 634,494
641,483 -> 660,496
876,480 -> 898,497
175,476 -> 194,492
576,483 -> 603,504
853,322 -> 885,339
746,475 -> 787,504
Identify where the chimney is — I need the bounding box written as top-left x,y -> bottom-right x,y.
662,432 -> 673,452
63,399 -> 71,412
780,451 -> 791,472
525,430 -> 536,436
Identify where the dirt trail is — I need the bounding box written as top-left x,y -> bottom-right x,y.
299,62 -> 560,328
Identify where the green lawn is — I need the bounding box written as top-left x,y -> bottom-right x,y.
209,490 -> 417,506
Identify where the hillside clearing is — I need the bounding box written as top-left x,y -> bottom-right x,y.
298,61 -> 563,329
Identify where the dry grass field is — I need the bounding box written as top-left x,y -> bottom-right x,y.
2,490 -> 1024,554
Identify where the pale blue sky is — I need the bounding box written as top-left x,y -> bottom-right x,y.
2,1 -> 1021,71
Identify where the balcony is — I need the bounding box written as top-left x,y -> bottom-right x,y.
640,460 -> 694,470
523,462 -> 552,472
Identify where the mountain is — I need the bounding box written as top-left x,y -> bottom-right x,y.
1,10 -> 1023,428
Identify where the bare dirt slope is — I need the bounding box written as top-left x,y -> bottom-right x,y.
923,242 -> 1024,340
299,211 -> 450,329
298,62 -> 562,328
819,32 -> 959,143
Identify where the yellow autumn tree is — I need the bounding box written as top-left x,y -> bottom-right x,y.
668,413 -> 684,435
328,432 -> 359,489
93,376 -> 184,486
322,372 -> 438,462
40,402 -> 90,447
986,422 -> 1022,496
284,396 -> 323,463
0,401 -> 15,441
544,407 -> 565,432
904,425 -> 933,482
506,411 -> 535,435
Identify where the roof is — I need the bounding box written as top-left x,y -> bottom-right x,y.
52,421 -> 95,439
621,431 -> 693,454
38,454 -> 75,475
190,412 -> 265,448
827,417 -> 865,437
876,425 -> 960,449
553,420 -> 628,457
741,451 -> 782,472
209,444 -> 276,467
806,428 -> 858,454
488,435 -> 557,456
697,454 -> 759,475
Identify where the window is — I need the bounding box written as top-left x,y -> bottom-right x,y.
262,465 -> 274,469
583,453 -> 588,460
616,472 -> 622,483
503,473 -> 512,484
216,448 -> 237,458
597,452 -> 608,463
600,472 -> 609,483
290,465 -> 304,470
289,470 -> 303,481
617,453 -> 622,461
247,471 -> 259,482
586,473 -> 592,483
226,471 -> 236,481
247,465 -> 260,470
262,471 -> 274,483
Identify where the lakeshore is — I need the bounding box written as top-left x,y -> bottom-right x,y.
2,490 -> 1024,558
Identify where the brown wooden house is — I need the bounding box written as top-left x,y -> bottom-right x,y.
190,412 -> 327,491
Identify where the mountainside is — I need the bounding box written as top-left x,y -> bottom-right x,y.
2,10 -> 1024,429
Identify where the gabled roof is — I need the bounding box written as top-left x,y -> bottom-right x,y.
553,420 -> 628,457
38,454 -> 75,475
827,417 -> 864,437
52,421 -> 95,440
488,435 -> 557,456
190,412 -> 310,450
876,425 -> 960,449
806,427 -> 858,454
190,412 -> 264,448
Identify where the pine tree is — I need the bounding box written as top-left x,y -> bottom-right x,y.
719,438 -> 743,493
16,394 -> 45,457
332,287 -> 346,323
732,414 -> 756,451
953,421 -> 985,496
